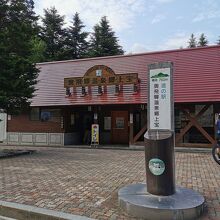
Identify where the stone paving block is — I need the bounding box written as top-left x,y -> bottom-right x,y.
0,146 -> 219,219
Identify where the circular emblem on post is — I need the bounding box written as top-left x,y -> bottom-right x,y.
149,158 -> 165,176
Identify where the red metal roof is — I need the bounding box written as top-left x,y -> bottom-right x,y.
32,45 -> 220,107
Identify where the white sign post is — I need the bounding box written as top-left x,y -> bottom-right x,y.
149,67 -> 173,130
118,62 -> 205,220
145,61 -> 175,196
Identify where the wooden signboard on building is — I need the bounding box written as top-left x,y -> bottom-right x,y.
64,65 -> 138,88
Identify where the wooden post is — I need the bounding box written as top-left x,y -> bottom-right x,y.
129,113 -> 134,145
133,123 -> 147,143
91,107 -> 99,147
175,104 -> 215,145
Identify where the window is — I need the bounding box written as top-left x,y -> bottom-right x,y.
30,108 -> 40,121
116,117 -> 125,129
40,111 -> 51,122
30,108 -> 61,122
40,109 -> 61,122
104,117 -> 111,130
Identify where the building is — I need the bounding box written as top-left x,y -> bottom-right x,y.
1,45 -> 220,147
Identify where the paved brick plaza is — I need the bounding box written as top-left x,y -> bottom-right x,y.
0,147 -> 219,220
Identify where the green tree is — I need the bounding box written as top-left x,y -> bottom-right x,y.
198,33 -> 208,47
0,0 -> 39,114
30,36 -> 46,63
88,16 -> 124,57
188,33 -> 197,48
40,7 -> 66,61
65,12 -> 89,59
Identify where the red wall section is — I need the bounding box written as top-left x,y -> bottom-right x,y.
32,46 -> 220,107
7,114 -> 64,133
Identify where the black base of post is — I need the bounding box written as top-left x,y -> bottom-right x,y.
144,130 -> 175,196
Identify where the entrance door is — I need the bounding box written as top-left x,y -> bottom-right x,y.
79,112 -> 93,145
111,111 -> 128,144
0,113 -> 7,142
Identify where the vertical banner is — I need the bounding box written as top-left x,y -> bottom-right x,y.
91,124 -> 99,145
148,63 -> 173,131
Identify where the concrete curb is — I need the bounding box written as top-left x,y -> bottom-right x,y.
174,147 -> 211,153
0,201 -> 94,220
57,145 -> 212,153
0,144 -> 212,153
66,145 -> 212,153
0,216 -> 16,220
0,150 -> 35,159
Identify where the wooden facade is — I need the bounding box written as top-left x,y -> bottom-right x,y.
3,46 -> 220,147
6,102 -> 218,147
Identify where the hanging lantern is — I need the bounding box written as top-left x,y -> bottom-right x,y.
115,84 -> 120,95
98,85 -> 103,95
82,86 -> 86,96
133,84 -> 138,93
66,87 -> 71,96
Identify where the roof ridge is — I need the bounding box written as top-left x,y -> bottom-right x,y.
36,45 -> 220,66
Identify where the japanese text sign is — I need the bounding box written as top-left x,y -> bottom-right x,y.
64,65 -> 138,88
148,63 -> 173,130
91,124 -> 99,145
64,73 -> 138,88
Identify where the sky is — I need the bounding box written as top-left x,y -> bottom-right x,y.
34,0 -> 220,54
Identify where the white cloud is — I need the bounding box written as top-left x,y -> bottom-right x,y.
146,0 -> 174,12
156,0 -> 174,3
35,0 -> 145,32
158,33 -> 189,50
176,16 -> 183,20
192,0 -> 220,22
130,43 -> 148,53
157,31 -> 215,51
164,36 -> 188,49
148,4 -> 156,12
127,35 -> 188,53
193,11 -> 220,22
151,14 -> 166,24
